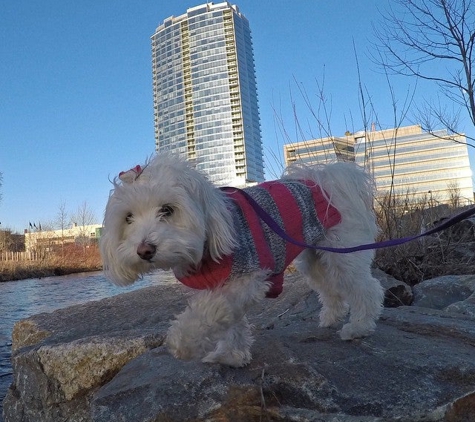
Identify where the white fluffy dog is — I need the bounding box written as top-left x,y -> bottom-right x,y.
100,153 -> 384,367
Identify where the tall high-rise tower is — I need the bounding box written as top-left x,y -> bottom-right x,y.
151,2 -> 264,186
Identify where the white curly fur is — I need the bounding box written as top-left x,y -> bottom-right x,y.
100,153 -> 384,367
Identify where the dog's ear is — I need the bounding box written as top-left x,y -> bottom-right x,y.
99,197 -> 143,286
203,190 -> 236,261
182,173 -> 236,261
99,228 -> 138,286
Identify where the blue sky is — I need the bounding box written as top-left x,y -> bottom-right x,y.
1,0 -> 474,233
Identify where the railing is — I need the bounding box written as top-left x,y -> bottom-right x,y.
0,251 -> 45,262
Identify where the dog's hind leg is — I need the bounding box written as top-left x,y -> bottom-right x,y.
295,249 -> 349,327
320,250 -> 384,340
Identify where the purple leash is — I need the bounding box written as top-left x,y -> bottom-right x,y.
229,187 -> 475,254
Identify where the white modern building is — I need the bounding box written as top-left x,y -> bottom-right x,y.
151,2 -> 264,186
355,125 -> 473,205
284,125 -> 474,206
284,135 -> 356,165
25,224 -> 102,253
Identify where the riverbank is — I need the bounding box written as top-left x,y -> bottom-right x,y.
0,272 -> 160,422
0,261 -> 102,282
0,246 -> 102,282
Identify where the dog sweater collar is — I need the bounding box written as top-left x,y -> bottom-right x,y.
175,180 -> 341,298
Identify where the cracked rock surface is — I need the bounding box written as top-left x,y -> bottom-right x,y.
3,273 -> 475,421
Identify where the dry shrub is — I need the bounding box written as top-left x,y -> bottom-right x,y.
0,243 -> 102,282
375,191 -> 475,285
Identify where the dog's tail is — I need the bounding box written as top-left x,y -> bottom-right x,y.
284,161 -> 378,239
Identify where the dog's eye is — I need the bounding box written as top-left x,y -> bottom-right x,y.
125,212 -> 134,224
159,205 -> 174,217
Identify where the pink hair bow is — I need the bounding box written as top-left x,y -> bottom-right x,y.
119,165 -> 143,183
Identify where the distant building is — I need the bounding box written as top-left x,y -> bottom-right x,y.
25,224 -> 102,254
284,136 -> 355,165
151,2 -> 264,186
284,125 -> 474,206
355,125 -> 473,206
0,230 -> 25,253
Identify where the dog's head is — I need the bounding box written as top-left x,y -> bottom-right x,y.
100,153 -> 236,286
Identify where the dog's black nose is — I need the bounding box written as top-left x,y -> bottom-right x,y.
137,242 -> 156,261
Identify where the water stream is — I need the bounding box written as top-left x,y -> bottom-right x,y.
0,271 -> 169,419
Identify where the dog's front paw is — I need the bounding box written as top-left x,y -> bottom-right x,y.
319,303 -> 349,328
201,319 -> 253,367
166,326 -> 194,361
202,346 -> 251,367
166,317 -> 212,361
339,321 -> 375,340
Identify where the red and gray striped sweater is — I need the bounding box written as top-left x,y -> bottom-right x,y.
175,180 -> 341,298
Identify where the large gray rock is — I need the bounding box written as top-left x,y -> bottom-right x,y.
3,273 -> 475,421
412,274 -> 475,314
2,284 -> 183,422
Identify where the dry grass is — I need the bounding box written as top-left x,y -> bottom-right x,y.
0,244 -> 102,282
375,194 -> 475,285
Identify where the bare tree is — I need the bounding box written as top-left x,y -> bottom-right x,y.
373,0 -> 475,143
55,201 -> 70,258
447,180 -> 462,208
72,201 -> 96,253
73,201 -> 95,227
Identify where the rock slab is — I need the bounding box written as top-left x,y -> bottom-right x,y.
3,273 -> 475,421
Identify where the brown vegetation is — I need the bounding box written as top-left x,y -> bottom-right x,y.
375,192 -> 475,286
0,243 -> 102,282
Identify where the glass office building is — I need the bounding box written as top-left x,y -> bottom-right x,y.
284,136 -> 355,165
151,2 -> 264,186
354,125 -> 473,205
284,125 -> 474,206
